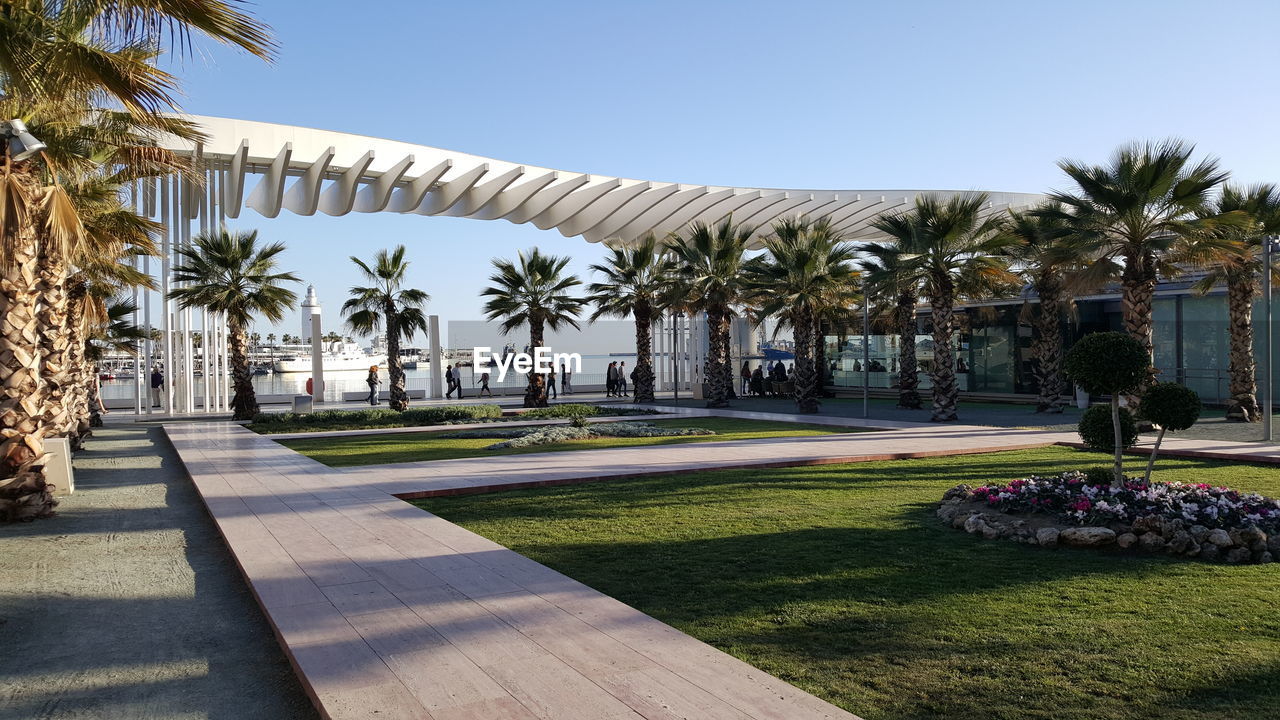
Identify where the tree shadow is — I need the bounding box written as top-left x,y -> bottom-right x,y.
0,425 -> 316,719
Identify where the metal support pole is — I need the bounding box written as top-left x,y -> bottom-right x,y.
862,303 -> 870,419
672,312 -> 680,404
1265,236 -> 1277,442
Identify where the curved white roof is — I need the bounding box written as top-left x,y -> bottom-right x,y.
165,115 -> 1044,248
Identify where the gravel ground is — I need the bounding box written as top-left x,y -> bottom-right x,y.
658,395 -> 1279,442
0,426 -> 315,720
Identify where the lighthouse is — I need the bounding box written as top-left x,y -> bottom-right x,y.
303,285 -> 324,403
301,285 -> 321,343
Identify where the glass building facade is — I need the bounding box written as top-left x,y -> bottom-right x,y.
824,283 -> 1275,405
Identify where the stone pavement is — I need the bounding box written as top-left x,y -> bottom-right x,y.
0,426 -> 314,720
160,408 -> 1280,720
166,422 -> 867,719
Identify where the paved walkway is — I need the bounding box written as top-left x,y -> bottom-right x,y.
344,421 -> 1074,498
166,422 -> 864,719
159,408 -> 1280,720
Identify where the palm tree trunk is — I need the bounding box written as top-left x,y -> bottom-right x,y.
928,278 -> 959,422
1224,272 -> 1260,422
524,318 -> 547,408
227,322 -> 258,420
385,302 -> 409,411
1032,279 -> 1066,413
895,290 -> 921,409
633,301 -> 656,403
0,171 -> 56,521
66,286 -> 92,446
812,313 -> 827,398
791,306 -> 819,413
36,245 -> 73,440
1121,254 -> 1158,403
704,308 -> 731,408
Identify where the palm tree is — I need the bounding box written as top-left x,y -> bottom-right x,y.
0,1 -> 272,522
1005,203 -> 1098,413
341,246 -> 429,411
1044,139 -> 1230,376
874,194 -> 1018,422
0,2 -> 274,115
169,229 -> 299,420
1181,184 -> 1280,422
482,248 -> 585,408
666,218 -> 754,408
862,213 -> 927,409
266,333 -> 276,346
746,218 -> 857,413
84,299 -> 147,427
587,236 -> 674,404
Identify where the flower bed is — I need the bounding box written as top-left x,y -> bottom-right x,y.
937,472 -> 1280,564
439,421 -> 714,449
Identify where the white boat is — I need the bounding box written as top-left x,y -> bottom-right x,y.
273,341 -> 387,373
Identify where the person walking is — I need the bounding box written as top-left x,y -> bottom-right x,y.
547,368 -> 558,399
150,366 -> 164,408
478,371 -> 493,397
740,361 -> 751,395
618,361 -> 628,396
445,364 -> 455,399
365,366 -> 381,405
605,361 -> 617,396
563,367 -> 573,394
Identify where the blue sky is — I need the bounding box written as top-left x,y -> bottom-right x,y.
166,0 -> 1280,343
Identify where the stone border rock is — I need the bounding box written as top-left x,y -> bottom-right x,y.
937,485 -> 1278,564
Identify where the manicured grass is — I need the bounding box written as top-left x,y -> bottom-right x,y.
415,447 -> 1280,720
281,417 -> 870,467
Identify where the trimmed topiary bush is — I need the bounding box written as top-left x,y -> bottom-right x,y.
1138,382 -> 1202,481
1064,332 -> 1151,487
1063,332 -> 1150,397
1078,403 -> 1138,453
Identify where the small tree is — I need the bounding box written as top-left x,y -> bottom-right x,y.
1138,382 -> 1201,482
1064,332 -> 1150,487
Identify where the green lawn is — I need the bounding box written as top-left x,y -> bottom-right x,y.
414,447 -> 1280,720
281,417 -> 870,467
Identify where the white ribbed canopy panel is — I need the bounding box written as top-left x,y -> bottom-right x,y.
163,115 -> 1044,247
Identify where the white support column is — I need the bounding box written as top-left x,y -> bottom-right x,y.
201,309 -> 209,411
143,250 -> 152,415
160,177 -> 173,415
129,181 -> 142,415
220,313 -> 229,410
428,315 -> 443,399
310,314 -> 324,404
181,175 -> 194,414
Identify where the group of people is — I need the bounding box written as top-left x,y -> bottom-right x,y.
740,360 -> 795,397
605,361 -> 631,397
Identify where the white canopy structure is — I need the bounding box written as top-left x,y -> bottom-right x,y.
128,115 -> 1044,415
159,115 -> 1044,246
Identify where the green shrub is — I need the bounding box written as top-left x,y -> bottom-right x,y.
1137,382 -> 1202,481
1138,382 -> 1201,431
1063,332 -> 1150,396
1083,467 -> 1115,485
1078,403 -> 1137,453
520,403 -> 600,419
249,404 -> 503,433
